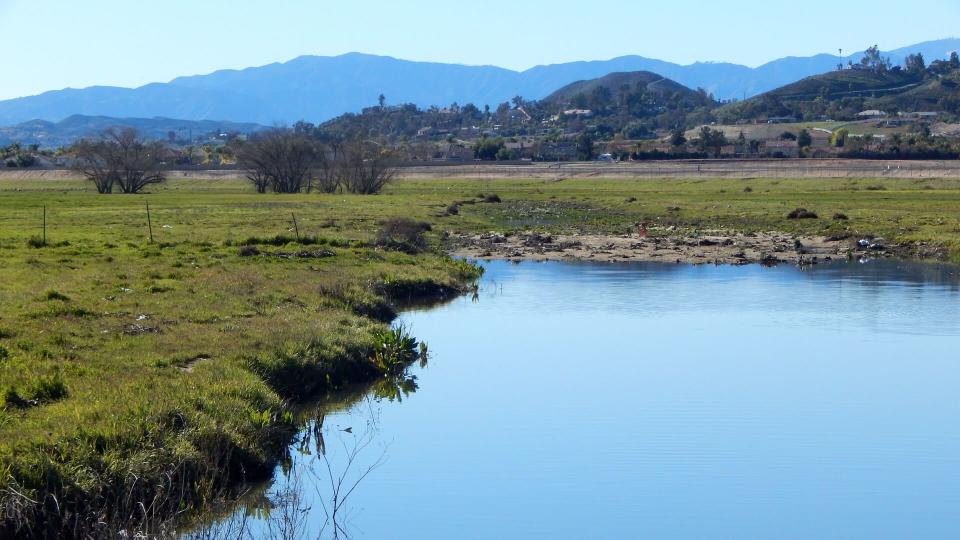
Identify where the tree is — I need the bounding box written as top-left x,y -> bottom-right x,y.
904,53 -> 926,76
474,138 -> 504,161
670,128 -> 687,147
951,52 -> 960,69
378,94 -> 386,109
832,128 -> 849,148
336,139 -> 397,194
860,45 -> 891,73
70,128 -> 166,194
236,129 -> 318,193
575,133 -> 595,161
797,129 -> 813,148
695,126 -> 727,157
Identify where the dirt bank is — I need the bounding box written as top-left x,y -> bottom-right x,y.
452,229 -> 908,266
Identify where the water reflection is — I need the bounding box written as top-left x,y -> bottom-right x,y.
194,259 -> 960,539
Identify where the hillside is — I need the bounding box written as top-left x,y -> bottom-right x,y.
0,115 -> 265,148
717,62 -> 960,123
317,71 -> 716,144
544,71 -> 696,104
0,40 -> 957,125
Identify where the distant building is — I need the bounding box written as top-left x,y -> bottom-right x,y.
856,110 -> 888,118
767,116 -> 796,124
563,109 -> 594,117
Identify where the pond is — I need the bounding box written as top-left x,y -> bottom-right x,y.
194,259 -> 960,539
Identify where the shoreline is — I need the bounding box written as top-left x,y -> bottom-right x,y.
451,230 -> 942,267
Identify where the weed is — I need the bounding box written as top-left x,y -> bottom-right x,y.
26,236 -> 47,248
31,371 -> 69,402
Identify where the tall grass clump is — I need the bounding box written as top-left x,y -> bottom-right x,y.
375,218 -> 432,253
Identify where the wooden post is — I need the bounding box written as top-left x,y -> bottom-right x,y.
146,202 -> 154,244
291,213 -> 300,242
42,205 -> 46,246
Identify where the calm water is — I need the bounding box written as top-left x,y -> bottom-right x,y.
199,259 -> 960,539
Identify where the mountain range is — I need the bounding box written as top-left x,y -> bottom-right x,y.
0,39 -> 957,127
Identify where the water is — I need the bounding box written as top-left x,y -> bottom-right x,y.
198,259 -> 960,539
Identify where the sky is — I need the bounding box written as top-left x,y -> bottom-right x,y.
0,0 -> 958,100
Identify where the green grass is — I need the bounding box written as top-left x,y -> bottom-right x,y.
1,172 -> 960,534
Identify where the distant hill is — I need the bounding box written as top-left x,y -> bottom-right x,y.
0,115 -> 266,148
543,71 -> 696,104
716,60 -> 960,122
0,39 -> 957,126
318,71 -> 715,143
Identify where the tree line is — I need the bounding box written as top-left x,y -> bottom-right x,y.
68,128 -> 396,195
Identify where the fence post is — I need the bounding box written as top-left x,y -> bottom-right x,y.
291,213 -> 300,242
146,202 -> 154,244
42,205 -> 47,246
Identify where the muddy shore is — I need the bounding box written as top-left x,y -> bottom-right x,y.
452,230 -> 909,266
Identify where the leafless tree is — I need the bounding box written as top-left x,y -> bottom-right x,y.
71,138 -> 118,193
236,130 -> 318,194
70,128 -> 167,194
336,140 -> 397,195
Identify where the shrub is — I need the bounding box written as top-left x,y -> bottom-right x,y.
833,213 -> 849,221
787,208 -> 818,219
743,186 -> 753,193
376,218 -> 432,253
445,204 -> 460,216
865,185 -> 887,191
0,345 -> 8,361
482,194 -> 502,203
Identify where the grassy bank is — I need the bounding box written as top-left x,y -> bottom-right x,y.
2,172 -> 960,535
0,177 -> 480,536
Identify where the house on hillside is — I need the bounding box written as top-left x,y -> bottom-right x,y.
767,116 -> 796,124
856,110 -> 888,119
432,144 -> 473,162
763,140 -> 799,158
562,109 -> 594,118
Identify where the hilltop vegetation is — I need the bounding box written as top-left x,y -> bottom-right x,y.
718,49 -> 960,122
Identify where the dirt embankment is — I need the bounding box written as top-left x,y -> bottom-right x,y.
452,230 -> 914,266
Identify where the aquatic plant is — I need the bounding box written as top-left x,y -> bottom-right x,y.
370,326 -> 419,374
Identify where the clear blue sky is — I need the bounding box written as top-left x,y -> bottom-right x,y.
0,0 -> 957,100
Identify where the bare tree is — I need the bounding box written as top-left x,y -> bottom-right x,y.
236,130 -> 318,194
70,128 -> 167,194
71,138 -> 118,194
336,140 -> 397,195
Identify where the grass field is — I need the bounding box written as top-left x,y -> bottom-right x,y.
2,173 -> 960,534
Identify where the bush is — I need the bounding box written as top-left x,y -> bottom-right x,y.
376,218 -> 432,253
833,213 -> 849,221
445,204 -> 460,216
787,208 -> 818,219
482,194 -> 502,203
0,345 -> 8,361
